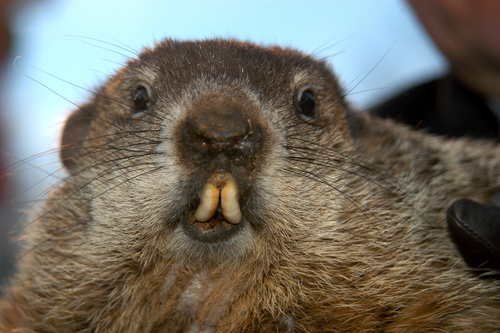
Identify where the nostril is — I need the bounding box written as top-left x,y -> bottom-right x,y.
201,136 -> 212,149
234,128 -> 261,151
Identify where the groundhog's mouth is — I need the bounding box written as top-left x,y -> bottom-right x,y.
188,209 -> 239,233
184,171 -> 244,242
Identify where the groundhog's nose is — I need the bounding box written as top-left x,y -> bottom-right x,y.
180,95 -> 263,170
191,102 -> 250,142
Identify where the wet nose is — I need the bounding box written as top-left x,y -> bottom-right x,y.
181,96 -> 263,169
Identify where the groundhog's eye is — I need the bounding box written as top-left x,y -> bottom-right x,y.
133,85 -> 150,113
296,87 -> 317,121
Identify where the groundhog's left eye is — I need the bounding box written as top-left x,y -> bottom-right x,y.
132,84 -> 151,113
296,87 -> 317,121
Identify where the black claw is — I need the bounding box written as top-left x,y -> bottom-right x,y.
447,199 -> 500,277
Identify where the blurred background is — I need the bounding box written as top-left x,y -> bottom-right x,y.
0,0 -> 446,285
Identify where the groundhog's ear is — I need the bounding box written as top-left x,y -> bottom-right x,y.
60,105 -> 95,174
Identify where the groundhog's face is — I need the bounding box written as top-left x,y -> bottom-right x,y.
61,39 -> 353,263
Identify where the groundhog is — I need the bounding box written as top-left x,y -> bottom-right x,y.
0,39 -> 499,332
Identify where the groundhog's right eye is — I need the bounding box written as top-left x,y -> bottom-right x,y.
296,86 -> 317,121
133,85 -> 150,112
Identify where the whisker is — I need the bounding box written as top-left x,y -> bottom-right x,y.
66,34 -> 139,57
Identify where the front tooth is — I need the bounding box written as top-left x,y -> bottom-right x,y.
194,182 -> 220,222
221,175 -> 242,224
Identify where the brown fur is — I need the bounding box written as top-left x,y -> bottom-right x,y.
1,39 -> 499,332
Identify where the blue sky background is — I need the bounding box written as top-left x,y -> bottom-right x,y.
2,0 -> 448,198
